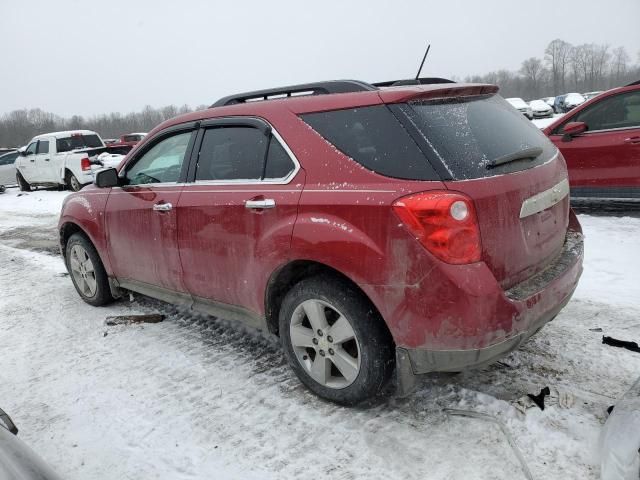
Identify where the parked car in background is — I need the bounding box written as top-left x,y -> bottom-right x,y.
59,78 -> 583,405
0,407 -> 62,480
0,150 -> 20,186
15,130 -> 111,191
582,91 -> 603,101
505,97 -> 533,119
115,132 -> 147,147
553,94 -> 568,113
542,96 -> 556,108
563,93 -> 586,111
103,138 -> 119,145
529,99 -> 554,118
543,80 -> 640,199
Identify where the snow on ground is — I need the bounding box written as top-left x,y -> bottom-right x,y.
532,113 -> 564,130
1,188 -> 639,479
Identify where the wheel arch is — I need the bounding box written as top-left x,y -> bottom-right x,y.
264,259 -> 392,343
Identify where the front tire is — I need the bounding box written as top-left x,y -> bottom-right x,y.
279,275 -> 394,405
65,233 -> 114,306
66,172 -> 82,192
16,172 -> 31,191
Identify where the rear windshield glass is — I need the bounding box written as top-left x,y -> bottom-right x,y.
56,134 -> 103,153
398,94 -> 557,179
301,105 -> 438,181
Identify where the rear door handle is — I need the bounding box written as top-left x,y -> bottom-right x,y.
152,202 -> 173,212
245,199 -> 276,209
624,136 -> 640,144
44,158 -> 50,161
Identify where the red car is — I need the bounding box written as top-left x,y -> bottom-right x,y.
543,80 -> 640,199
59,79 -> 583,404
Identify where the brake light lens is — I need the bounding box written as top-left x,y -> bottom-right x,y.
80,157 -> 91,171
393,191 -> 482,264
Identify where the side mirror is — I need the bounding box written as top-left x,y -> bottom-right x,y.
95,168 -> 119,188
0,408 -> 18,435
562,122 -> 587,141
20,150 -> 29,156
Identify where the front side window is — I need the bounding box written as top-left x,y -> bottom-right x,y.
571,91 -> 640,132
25,142 -> 37,155
125,131 -> 192,185
37,140 -> 49,154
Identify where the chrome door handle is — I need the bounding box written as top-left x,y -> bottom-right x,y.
245,199 -> 276,209
152,202 -> 173,212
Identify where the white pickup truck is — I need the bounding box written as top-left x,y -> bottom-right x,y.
14,130 -> 124,191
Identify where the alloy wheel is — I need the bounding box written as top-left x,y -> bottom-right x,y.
69,244 -> 97,297
290,299 -> 361,389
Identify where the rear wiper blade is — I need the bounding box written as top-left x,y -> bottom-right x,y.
486,146 -> 543,169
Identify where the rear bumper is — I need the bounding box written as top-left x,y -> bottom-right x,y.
389,219 -> 584,395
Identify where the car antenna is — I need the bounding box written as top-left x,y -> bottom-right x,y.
415,44 -> 431,80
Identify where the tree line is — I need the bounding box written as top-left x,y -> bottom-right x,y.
1,38 -> 639,148
0,104 -> 208,148
463,39 -> 639,100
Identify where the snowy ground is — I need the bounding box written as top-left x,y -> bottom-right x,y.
1,187 -> 639,480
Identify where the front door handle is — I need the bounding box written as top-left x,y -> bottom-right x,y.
44,158 -> 50,161
152,202 -> 173,212
624,136 -> 640,144
245,199 -> 276,209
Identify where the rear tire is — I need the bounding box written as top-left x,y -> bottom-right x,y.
65,233 -> 114,306
279,275 -> 394,405
16,172 -> 31,192
66,172 -> 82,192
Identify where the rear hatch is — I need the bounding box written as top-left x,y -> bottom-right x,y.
395,93 -> 569,288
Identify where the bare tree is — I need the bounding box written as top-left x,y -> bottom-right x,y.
610,46 -> 630,86
520,57 -> 545,98
545,39 -> 572,94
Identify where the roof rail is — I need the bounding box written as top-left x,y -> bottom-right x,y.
210,80 -> 377,107
626,79 -> 640,86
372,77 -> 455,88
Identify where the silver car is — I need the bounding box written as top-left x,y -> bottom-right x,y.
0,150 -> 19,186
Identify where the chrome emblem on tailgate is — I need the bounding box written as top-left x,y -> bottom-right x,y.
519,178 -> 570,218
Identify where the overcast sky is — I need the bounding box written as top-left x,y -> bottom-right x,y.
1,0 -> 638,117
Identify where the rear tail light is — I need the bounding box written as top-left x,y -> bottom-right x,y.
393,191 -> 482,264
80,157 -> 91,171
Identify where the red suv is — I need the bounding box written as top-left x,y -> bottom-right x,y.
543,80 -> 640,199
59,79 -> 584,405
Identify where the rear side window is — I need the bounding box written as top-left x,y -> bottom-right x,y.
56,134 -> 103,153
195,127 -> 295,181
196,127 -> 266,181
301,105 -> 438,180
264,140 -> 295,179
37,140 -> 49,154
399,94 -> 557,179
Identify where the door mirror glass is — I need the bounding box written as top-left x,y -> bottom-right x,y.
95,168 -> 119,188
562,122 -> 587,140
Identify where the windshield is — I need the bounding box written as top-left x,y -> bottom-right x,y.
56,134 -> 103,153
399,94 -> 557,179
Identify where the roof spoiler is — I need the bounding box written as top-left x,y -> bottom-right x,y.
372,77 -> 455,87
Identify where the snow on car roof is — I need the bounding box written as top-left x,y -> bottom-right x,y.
32,130 -> 99,140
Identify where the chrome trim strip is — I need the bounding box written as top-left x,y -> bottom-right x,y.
519,178 -> 570,218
